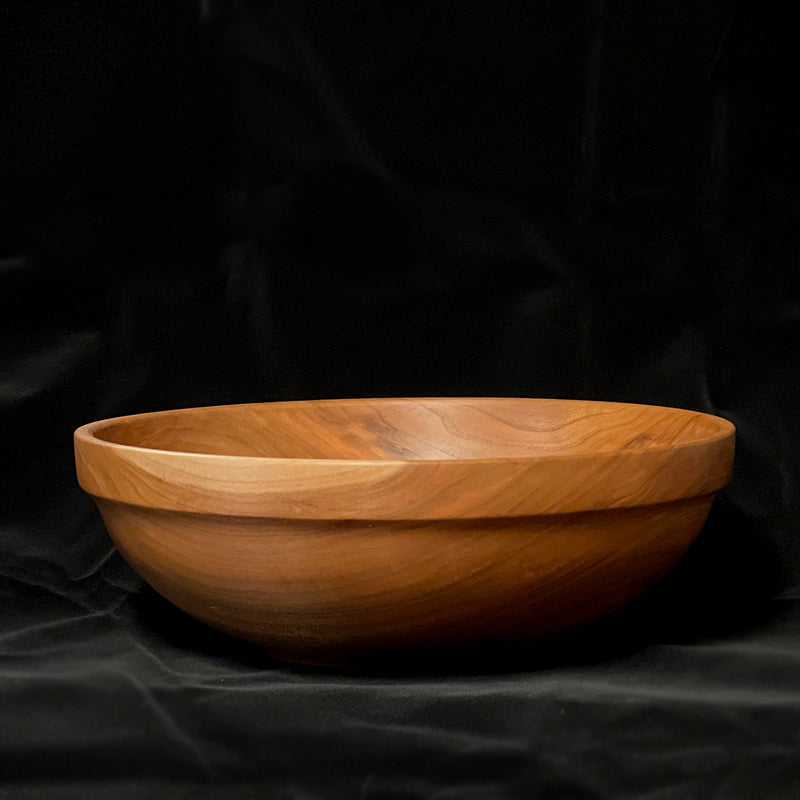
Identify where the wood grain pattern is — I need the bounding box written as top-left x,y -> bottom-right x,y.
74,398 -> 735,665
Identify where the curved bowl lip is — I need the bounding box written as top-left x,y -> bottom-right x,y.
74,397 -> 736,519
74,396 -> 735,465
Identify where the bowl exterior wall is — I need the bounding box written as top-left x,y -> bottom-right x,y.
94,495 -> 715,665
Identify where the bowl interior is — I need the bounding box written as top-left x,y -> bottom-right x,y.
91,398 -> 731,461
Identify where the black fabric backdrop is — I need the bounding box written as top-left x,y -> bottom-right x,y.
3,2 -> 800,797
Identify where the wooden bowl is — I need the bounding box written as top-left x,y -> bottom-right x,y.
74,398 -> 734,666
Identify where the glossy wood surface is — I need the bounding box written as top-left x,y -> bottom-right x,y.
75,398 -> 734,519
74,398 -> 735,665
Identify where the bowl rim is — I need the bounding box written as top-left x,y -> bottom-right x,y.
74,397 -> 735,519
75,396 -> 734,462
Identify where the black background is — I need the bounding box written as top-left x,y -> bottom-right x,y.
2,2 -> 800,797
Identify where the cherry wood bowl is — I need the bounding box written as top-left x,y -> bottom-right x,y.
74,398 -> 735,666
